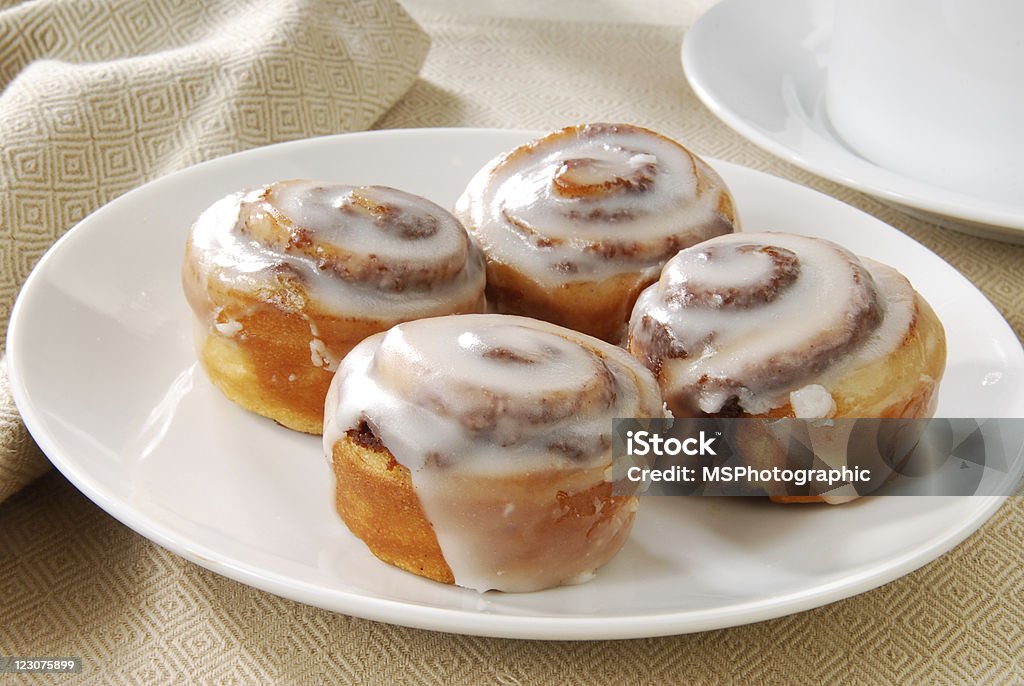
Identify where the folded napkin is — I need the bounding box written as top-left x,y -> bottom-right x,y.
0,0 -> 429,503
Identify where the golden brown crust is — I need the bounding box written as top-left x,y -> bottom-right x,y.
332,429 -> 455,584
768,495 -> 829,504
188,285 -> 484,434
196,315 -> 334,435
483,260 -> 655,344
825,293 -> 946,419
329,429 -> 639,589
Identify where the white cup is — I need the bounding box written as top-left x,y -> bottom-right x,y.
826,0 -> 1024,205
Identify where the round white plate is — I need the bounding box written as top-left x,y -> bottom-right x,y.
7,129 -> 1024,640
683,0 -> 1024,242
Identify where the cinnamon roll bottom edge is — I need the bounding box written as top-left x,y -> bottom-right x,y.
329,428 -> 639,591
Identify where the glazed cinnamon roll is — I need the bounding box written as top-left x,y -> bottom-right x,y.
455,123 -> 738,343
183,182 -> 486,434
627,233 -> 947,502
323,314 -> 665,592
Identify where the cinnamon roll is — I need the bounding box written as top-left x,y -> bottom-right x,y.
323,314 -> 665,592
627,233 -> 947,502
183,181 -> 486,434
455,123 -> 738,343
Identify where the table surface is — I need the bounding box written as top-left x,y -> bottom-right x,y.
2,1 -> 1022,683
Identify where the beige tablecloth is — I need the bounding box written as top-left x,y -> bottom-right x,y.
2,2 -> 1023,683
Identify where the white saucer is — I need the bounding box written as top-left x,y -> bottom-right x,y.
682,0 -> 1024,243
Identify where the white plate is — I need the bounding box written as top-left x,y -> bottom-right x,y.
682,0 -> 1024,242
7,129 -> 1024,640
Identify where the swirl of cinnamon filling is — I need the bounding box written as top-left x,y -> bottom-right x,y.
455,123 -> 737,286
184,181 -> 486,322
326,314 -> 664,470
627,232 -> 921,417
182,182 -> 486,434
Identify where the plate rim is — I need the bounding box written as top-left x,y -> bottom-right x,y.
682,0 -> 1024,234
5,127 -> 1020,640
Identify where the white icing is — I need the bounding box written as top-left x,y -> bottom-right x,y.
455,124 -> 735,287
629,232 -> 915,416
213,319 -> 242,337
309,338 -> 338,372
790,384 -> 836,419
269,183 -> 468,285
629,153 -> 658,167
324,314 -> 665,592
185,182 -> 486,322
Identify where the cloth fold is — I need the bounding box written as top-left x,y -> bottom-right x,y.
0,0 -> 430,502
